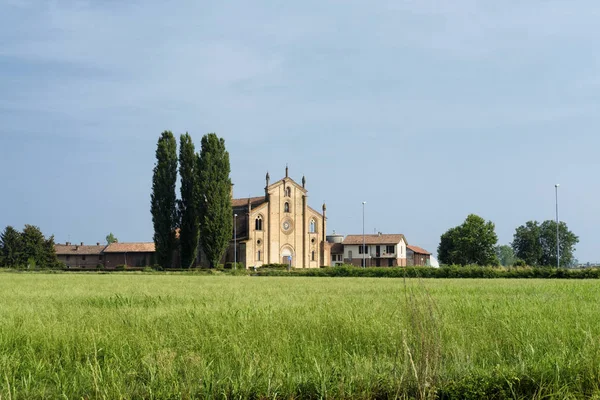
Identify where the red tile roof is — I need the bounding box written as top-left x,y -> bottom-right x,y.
343,234 -> 407,245
103,242 -> 155,253
55,244 -> 106,255
407,245 -> 431,255
232,196 -> 267,208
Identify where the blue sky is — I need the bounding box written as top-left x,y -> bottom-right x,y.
1,1 -> 599,262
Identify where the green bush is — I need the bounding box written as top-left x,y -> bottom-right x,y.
254,265 -> 600,279
224,262 -> 244,270
115,265 -> 127,271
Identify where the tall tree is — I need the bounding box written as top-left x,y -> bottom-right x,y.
178,133 -> 201,269
437,214 -> 499,266
495,245 -> 516,266
151,131 -> 178,269
197,133 -> 233,268
513,220 -> 579,267
0,226 -> 22,267
21,224 -> 46,267
511,221 -> 543,266
106,233 -> 118,244
43,235 -> 61,269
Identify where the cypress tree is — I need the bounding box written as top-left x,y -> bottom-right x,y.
151,131 -> 178,269
197,133 -> 233,268
0,226 -> 22,267
179,133 -> 200,268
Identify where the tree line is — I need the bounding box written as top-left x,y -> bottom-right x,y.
151,131 -> 232,269
0,225 -> 61,268
437,214 -> 579,267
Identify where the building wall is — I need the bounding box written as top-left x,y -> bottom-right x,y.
407,250 -> 431,266
343,241 -> 407,267
345,257 -> 405,267
104,252 -> 154,268
59,254 -> 104,269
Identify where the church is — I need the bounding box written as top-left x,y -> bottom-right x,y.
226,167 -> 330,268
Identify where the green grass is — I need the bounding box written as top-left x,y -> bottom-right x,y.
0,275 -> 599,399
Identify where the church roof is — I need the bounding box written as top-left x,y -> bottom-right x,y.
232,196 -> 267,208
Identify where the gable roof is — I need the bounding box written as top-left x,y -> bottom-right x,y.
103,242 -> 155,253
407,245 -> 431,255
342,234 -> 407,245
55,244 -> 106,256
232,196 -> 267,208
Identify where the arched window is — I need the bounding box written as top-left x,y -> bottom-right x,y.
309,219 -> 316,233
284,202 -> 290,213
257,250 -> 261,261
311,251 -> 315,261
285,187 -> 291,197
255,215 -> 263,231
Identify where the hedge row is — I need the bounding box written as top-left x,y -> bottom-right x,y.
254,265 -> 600,279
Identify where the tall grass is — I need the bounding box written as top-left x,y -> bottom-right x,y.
0,275 -> 599,398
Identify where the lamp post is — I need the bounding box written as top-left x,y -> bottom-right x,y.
234,213 -> 238,270
555,184 -> 559,268
362,201 -> 366,268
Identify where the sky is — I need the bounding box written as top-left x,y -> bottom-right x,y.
1,0 -> 599,262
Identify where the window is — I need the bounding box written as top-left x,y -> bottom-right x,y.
285,187 -> 291,197
388,259 -> 393,267
255,215 -> 263,231
309,219 -> 316,233
284,202 -> 290,213
257,250 -> 261,261
386,245 -> 395,254
66,255 -> 70,261
348,250 -> 353,259
82,255 -> 86,261
311,251 -> 315,261
358,245 -> 369,254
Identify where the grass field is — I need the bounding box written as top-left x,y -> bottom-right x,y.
0,274 -> 599,399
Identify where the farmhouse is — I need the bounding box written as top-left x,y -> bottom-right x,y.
341,234 -> 408,267
55,242 -> 106,269
103,242 -> 155,268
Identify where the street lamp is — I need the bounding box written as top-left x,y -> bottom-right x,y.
234,214 -> 238,270
362,201 -> 366,268
555,184 -> 559,268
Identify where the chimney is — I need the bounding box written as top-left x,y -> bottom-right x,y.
66,242 -> 71,246
230,183 -> 234,199
80,242 -> 84,246
96,242 -> 100,246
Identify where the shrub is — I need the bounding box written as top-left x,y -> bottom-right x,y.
254,265 -> 600,279
115,265 -> 127,271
